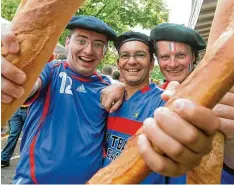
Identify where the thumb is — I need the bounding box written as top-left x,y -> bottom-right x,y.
161,81 -> 180,101
109,99 -> 122,113
1,23 -> 19,54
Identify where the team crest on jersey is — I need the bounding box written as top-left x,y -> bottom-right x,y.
76,84 -> 87,93
133,112 -> 139,118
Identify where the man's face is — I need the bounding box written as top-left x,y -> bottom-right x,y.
117,41 -> 153,86
66,28 -> 108,76
156,41 -> 195,83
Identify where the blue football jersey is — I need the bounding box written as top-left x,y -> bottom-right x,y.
13,61 -> 110,184
103,83 -> 166,183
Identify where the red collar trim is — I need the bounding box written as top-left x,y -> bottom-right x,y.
161,81 -> 170,90
63,61 -> 69,68
63,61 -> 91,82
141,85 -> 151,93
71,75 -> 91,82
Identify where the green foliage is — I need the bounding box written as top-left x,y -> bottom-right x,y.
1,0 -> 21,21
97,49 -> 118,71
150,64 -> 164,81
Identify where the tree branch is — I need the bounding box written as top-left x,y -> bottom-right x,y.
95,4 -> 107,17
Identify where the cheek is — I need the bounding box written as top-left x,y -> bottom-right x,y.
159,62 -> 167,71
69,44 -> 82,55
181,56 -> 193,67
117,60 -> 126,70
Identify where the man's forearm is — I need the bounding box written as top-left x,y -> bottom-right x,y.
29,78 -> 42,97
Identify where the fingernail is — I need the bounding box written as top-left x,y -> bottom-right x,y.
14,87 -> 24,98
143,118 -> 156,129
173,99 -> 195,111
2,96 -> 13,103
155,107 -> 168,115
9,42 -> 19,53
138,134 -> 147,151
162,89 -> 174,97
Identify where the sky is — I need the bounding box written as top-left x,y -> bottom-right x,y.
165,0 -> 192,25
134,0 -> 192,35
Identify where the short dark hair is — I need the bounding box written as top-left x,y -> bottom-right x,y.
112,70 -> 120,80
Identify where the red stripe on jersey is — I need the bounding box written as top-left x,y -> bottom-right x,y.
107,117 -> 142,136
29,85 -> 51,183
29,134 -> 39,184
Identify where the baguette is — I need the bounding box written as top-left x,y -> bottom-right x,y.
87,16 -> 234,185
187,0 -> 234,183
1,0 -> 85,126
207,0 -> 234,51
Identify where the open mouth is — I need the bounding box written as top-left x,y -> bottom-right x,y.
126,69 -> 141,72
167,69 -> 183,74
78,56 -> 94,63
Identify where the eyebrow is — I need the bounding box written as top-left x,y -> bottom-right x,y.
120,50 -> 147,53
76,34 -> 106,44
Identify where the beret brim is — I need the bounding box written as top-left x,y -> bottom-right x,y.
66,16 -> 117,41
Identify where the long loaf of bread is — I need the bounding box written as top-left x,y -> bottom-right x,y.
1,0 -> 85,126
87,4 -> 234,185
187,0 -> 234,183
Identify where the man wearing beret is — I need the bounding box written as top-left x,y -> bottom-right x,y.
150,23 -> 234,183
101,31 -> 221,183
1,15 -> 127,184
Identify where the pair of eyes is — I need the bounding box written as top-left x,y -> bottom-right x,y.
159,53 -> 186,61
119,52 -> 148,60
76,38 -> 105,49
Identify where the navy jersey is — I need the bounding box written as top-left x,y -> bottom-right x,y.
103,83 -> 166,183
13,61 -> 110,184
103,83 -> 234,184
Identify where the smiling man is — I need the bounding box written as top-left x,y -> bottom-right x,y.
150,23 -> 206,89
1,15 -> 121,184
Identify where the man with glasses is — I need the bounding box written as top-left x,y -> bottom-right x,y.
1,15 -> 126,184
102,31 -> 221,183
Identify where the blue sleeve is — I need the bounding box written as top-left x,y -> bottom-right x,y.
221,164 -> 234,184
39,62 -> 54,90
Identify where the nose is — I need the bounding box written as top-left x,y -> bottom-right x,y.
167,56 -> 178,68
83,43 -> 94,55
127,55 -> 138,65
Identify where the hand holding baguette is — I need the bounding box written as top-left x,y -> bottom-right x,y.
1,0 -> 85,126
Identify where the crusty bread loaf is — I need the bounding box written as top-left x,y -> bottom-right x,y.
87,10 -> 234,185
187,0 -> 234,183
207,0 -> 234,50
1,0 -> 84,126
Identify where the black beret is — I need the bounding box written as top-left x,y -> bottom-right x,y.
150,23 -> 206,50
66,15 -> 117,41
114,31 -> 154,54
